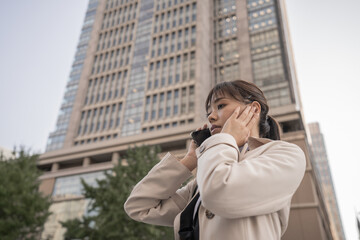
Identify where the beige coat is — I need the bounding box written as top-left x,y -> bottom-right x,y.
124,133 -> 306,239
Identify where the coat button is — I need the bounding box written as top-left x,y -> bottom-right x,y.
199,145 -> 205,153
205,210 -> 215,219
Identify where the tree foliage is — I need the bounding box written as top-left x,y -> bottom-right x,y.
61,145 -> 173,240
0,148 -> 51,240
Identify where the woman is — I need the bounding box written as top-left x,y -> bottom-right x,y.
124,80 -> 306,240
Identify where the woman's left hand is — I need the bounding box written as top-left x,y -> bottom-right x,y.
221,106 -> 259,146
180,123 -> 208,171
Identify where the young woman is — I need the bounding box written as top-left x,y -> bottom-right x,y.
124,80 -> 306,240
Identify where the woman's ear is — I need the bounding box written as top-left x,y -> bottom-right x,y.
250,101 -> 261,114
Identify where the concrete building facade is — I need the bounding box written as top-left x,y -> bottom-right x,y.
39,0 -> 335,239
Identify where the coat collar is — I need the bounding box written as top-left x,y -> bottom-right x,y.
247,137 -> 273,150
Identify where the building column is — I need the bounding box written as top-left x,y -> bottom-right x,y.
112,152 -> 120,165
236,0 -> 254,82
51,162 -> 59,172
83,157 -> 91,167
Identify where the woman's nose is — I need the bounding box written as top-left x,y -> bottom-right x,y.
207,112 -> 217,123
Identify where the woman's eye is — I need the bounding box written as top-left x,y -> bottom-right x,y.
217,104 -> 225,110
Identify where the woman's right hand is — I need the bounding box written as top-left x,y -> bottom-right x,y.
222,106 -> 259,147
180,123 -> 208,171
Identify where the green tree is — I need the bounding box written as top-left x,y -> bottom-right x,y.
62,145 -> 173,240
0,148 -> 51,240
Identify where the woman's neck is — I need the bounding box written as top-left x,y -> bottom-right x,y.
250,128 -> 260,138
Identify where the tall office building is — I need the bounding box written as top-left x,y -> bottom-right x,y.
39,0 -> 334,239
308,122 -> 346,240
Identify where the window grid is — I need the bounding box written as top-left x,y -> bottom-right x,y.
103,1 -> 138,29
74,102 -> 123,145
92,44 -> 132,75
146,51 -> 196,90
246,0 -> 292,107
153,2 -> 197,34
143,83 -> 194,125
151,25 -> 195,59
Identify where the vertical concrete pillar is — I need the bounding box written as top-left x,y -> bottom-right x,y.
51,162 -> 59,172
236,0 -> 254,82
83,157 -> 91,167
112,152 -> 120,165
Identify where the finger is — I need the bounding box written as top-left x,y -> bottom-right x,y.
190,128 -> 201,137
246,112 -> 259,129
242,106 -> 255,124
191,127 -> 201,135
202,123 -> 208,130
238,105 -> 252,121
230,106 -> 241,119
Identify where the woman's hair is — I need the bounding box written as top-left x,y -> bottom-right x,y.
205,80 -> 281,140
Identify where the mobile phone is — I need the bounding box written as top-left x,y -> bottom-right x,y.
191,128 -> 211,146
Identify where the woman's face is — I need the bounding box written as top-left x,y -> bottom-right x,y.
207,93 -> 247,135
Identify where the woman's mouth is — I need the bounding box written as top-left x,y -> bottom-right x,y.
210,125 -> 221,134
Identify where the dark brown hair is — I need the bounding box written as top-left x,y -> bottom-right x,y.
205,80 -> 281,140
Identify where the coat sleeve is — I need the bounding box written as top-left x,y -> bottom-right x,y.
196,133 -> 306,219
124,152 -> 195,226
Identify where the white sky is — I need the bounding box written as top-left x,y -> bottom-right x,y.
0,0 -> 359,239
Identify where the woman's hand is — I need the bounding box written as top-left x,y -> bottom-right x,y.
221,106 -> 259,146
180,123 -> 208,171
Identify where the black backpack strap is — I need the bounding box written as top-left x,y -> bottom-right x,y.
178,184 -> 200,240
178,192 -> 200,240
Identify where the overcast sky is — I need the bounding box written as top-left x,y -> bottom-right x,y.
0,0 -> 359,239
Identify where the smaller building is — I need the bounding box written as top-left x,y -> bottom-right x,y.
357,211 -> 360,239
0,146 -> 15,161
308,122 -> 346,240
